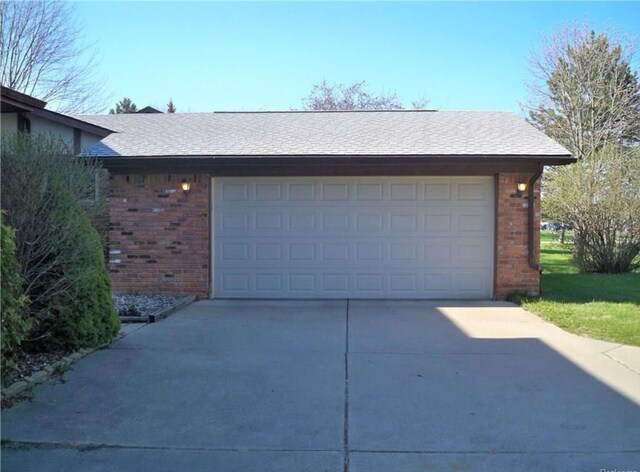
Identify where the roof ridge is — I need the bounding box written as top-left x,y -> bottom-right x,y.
212,109 -> 440,114
78,109 -> 521,117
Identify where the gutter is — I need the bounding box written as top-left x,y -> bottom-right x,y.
528,164 -> 544,272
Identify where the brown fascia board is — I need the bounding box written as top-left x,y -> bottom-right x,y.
97,154 -> 575,175
0,87 -> 47,111
1,87 -> 112,137
1,96 -> 36,113
31,108 -> 114,138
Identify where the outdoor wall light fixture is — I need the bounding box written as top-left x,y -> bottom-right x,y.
511,179 -> 528,198
181,180 -> 191,194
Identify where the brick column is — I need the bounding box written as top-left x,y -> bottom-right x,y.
108,173 -> 210,297
494,173 -> 541,299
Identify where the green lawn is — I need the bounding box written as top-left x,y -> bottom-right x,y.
520,231 -> 640,347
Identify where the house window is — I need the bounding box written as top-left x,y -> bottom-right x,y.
17,113 -> 31,133
79,169 -> 108,205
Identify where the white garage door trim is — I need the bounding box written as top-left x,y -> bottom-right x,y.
211,176 -> 494,299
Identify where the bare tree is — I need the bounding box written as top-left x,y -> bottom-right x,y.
302,80 -> 406,110
0,1 -> 105,113
1,134 -> 109,321
523,23 -> 640,160
411,95 -> 431,110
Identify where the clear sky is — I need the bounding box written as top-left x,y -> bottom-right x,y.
75,1 -> 640,115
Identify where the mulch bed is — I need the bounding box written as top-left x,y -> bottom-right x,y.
1,351 -> 69,409
2,293 -> 192,409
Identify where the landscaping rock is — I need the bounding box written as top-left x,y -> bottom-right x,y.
113,293 -> 195,323
114,294 -> 183,318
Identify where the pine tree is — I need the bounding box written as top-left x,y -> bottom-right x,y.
167,98 -> 176,113
526,26 -> 640,159
109,97 -> 138,114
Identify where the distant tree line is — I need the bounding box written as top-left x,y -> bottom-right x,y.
109,97 -> 177,114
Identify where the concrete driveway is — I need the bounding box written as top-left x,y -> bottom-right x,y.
2,300 -> 640,471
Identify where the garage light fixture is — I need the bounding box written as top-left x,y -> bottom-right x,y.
511,179 -> 527,198
181,179 -> 191,194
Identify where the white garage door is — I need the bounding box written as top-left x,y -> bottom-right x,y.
212,176 -> 494,299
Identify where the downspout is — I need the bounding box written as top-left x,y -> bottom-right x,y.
528,164 -> 544,272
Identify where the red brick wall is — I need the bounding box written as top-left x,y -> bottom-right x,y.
107,172 -> 540,300
108,173 -> 210,297
494,172 -> 541,299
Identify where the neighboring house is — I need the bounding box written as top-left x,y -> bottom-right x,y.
136,106 -> 163,114
77,110 -> 574,300
0,87 -> 112,153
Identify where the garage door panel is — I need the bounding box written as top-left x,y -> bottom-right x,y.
455,270 -> 493,295
458,214 -> 487,233
424,213 -> 452,234
221,243 -> 249,261
289,274 -> 316,291
457,240 -> 493,267
289,213 -> 317,230
215,271 -> 492,299
322,274 -> 350,292
255,183 -> 282,201
221,212 -> 249,231
289,243 -> 316,261
216,178 -> 493,203
322,183 -> 350,201
424,182 -> 450,200
390,274 -> 418,292
390,243 -> 418,261
218,209 -> 490,237
218,238 -> 492,269
424,273 -> 451,292
424,244 -> 452,265
221,274 -> 249,292
321,213 -> 350,231
220,182 -> 250,201
355,183 -> 384,201
255,243 -> 282,260
323,243 -> 349,261
214,177 -> 494,299
457,182 -> 486,200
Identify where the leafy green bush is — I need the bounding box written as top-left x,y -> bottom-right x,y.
38,207 -> 120,351
1,213 -> 29,383
1,133 -> 119,352
544,146 -> 640,273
